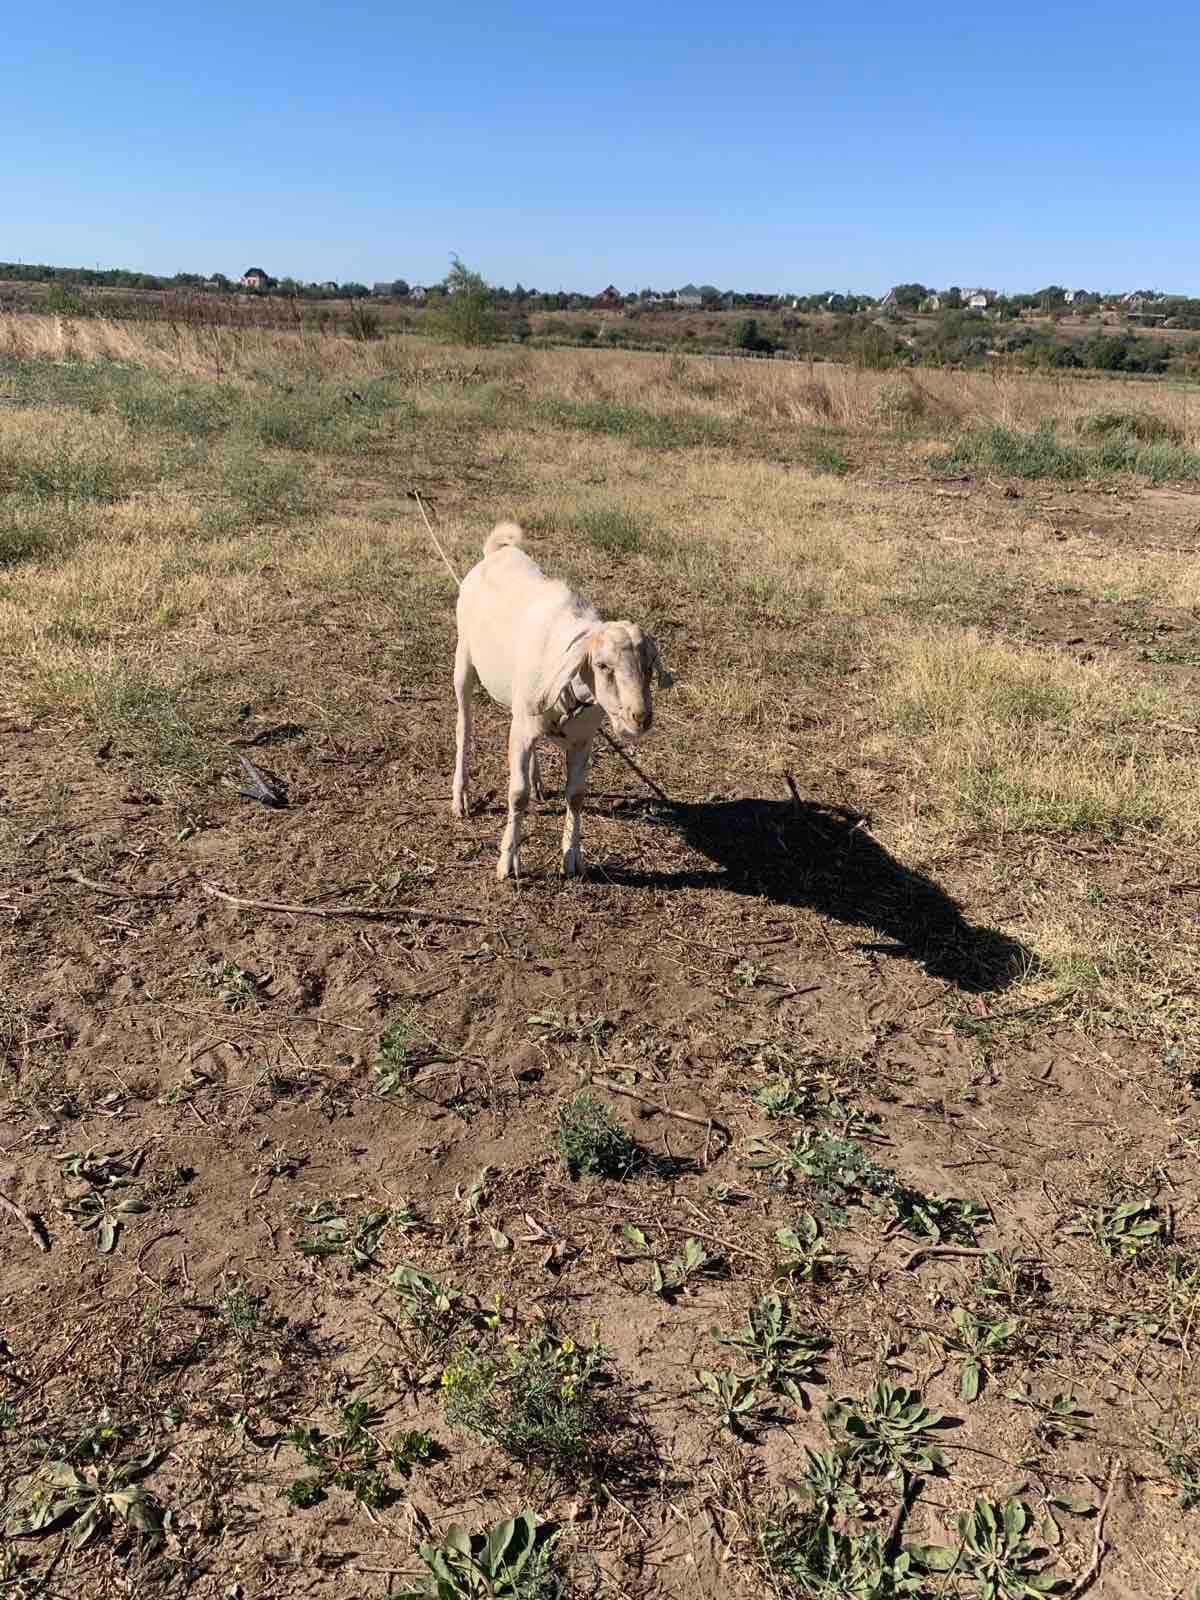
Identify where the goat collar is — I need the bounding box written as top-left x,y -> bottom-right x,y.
556,676 -> 596,727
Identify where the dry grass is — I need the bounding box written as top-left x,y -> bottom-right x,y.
5,313 -> 1200,1596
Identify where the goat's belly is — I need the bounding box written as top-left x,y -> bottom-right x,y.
469,639 -> 516,709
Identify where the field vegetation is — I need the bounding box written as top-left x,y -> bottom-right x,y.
2,311 -> 1200,1597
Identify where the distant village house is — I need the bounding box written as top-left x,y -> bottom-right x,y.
674,284 -> 703,308
241,267 -> 270,290
593,284 -> 623,308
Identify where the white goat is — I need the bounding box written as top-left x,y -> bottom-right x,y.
451,522 -> 671,880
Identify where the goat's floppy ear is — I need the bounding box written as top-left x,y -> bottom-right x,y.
643,634 -> 674,689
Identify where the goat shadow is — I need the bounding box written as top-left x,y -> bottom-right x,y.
603,795 -> 1030,995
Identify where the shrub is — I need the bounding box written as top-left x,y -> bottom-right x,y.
557,1091 -> 637,1179
441,1332 -> 610,1478
1079,410 -> 1184,445
347,302 -> 382,342
732,317 -> 774,354
433,256 -> 499,347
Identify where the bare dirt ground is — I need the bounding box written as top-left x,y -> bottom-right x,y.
2,321 -> 1200,1598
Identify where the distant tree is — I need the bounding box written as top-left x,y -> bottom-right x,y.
391,278 -> 410,297
435,255 -> 498,345
340,281 -> 369,297
944,286 -> 963,309
732,317 -> 774,353
891,283 -> 927,311
699,284 -> 721,306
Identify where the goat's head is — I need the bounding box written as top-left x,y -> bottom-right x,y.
585,622 -> 672,740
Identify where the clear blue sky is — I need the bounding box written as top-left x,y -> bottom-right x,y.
4,0 -> 1198,295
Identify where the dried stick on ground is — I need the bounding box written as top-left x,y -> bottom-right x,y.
0,1192 -> 50,1252
596,730 -> 672,805
1067,1458 -> 1121,1597
578,1070 -> 731,1144
201,883 -> 488,929
56,870 -> 172,902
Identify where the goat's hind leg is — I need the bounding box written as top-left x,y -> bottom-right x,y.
450,637 -> 476,819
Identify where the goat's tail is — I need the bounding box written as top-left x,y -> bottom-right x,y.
483,521 -> 525,557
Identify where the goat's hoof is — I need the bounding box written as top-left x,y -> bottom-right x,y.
561,850 -> 582,878
496,857 -> 516,882
450,793 -> 468,819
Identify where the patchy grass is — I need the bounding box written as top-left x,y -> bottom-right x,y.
935,420 -> 1200,483
4,318 -> 1200,1599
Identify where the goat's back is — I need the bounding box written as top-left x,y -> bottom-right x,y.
458,542 -> 598,711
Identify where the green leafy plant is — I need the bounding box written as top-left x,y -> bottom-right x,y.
64,1180 -> 148,1254
891,1192 -> 990,1246
220,1283 -> 264,1338
1162,1444 -> 1200,1511
389,1263 -> 470,1352
376,1021 -> 418,1093
620,1225 -> 722,1299
294,1202 -> 390,1268
441,1331 -> 610,1479
696,1369 -> 762,1436
5,1443 -> 164,1549
397,1510 -> 561,1600
208,958 -> 262,1012
945,1308 -> 1020,1402
1068,1198 -> 1162,1261
391,1430 -> 438,1476
284,1401 -> 393,1509
774,1215 -> 844,1281
557,1091 -> 637,1180
761,1496 -> 923,1598
713,1294 -> 828,1407
824,1381 -> 947,1478
913,1497 -> 1059,1597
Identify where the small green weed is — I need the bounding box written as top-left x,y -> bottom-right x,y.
1161,1444 -> 1200,1510
208,958 -> 262,1013
63,1176 -> 148,1254
619,1225 -> 722,1299
390,1430 -> 438,1476
376,1020 -> 418,1093
104,677 -> 205,771
294,1202 -> 390,1268
774,1215 -> 845,1282
808,441 -> 852,476
713,1293 -> 828,1407
220,1284 -> 264,1338
824,1381 -> 947,1478
944,1307 -> 1020,1402
389,1263 -> 471,1352
285,1401 -> 394,1510
1067,1197 -> 1162,1261
557,1091 -> 638,1180
441,1330 -> 610,1480
695,1369 -> 763,1436
1004,1385 -> 1094,1445
397,1510 -> 561,1600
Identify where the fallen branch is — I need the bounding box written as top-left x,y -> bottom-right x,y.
579,1071 -> 731,1144
901,1243 -> 994,1270
1067,1457 -> 1120,1598
657,1221 -> 768,1266
0,1191 -> 50,1252
201,883 -> 488,929
55,870 -> 172,903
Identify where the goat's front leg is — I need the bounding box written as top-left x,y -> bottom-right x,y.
497,719 -> 536,881
560,740 -> 592,878
531,744 -> 546,802
450,638 -> 476,819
